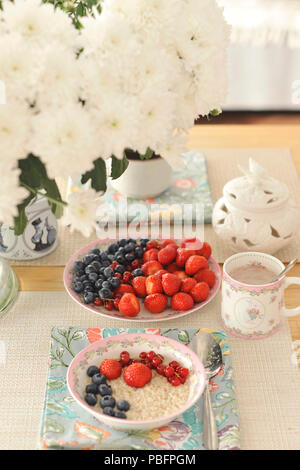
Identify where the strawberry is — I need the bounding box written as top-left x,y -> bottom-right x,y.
157,244 -> 177,265
158,239 -> 177,249
185,255 -> 209,275
146,240 -> 158,250
176,247 -> 192,267
167,263 -> 178,273
173,270 -> 188,280
162,273 -> 181,296
198,242 -> 212,260
132,276 -> 147,297
141,260 -> 163,276
153,269 -> 168,280
181,237 -> 203,252
144,293 -> 168,313
190,282 -> 210,303
118,293 -> 140,317
100,359 -> 122,380
146,274 -> 163,295
143,248 -> 159,263
181,277 -> 197,293
194,269 -> 216,287
114,284 -> 135,296
123,363 -> 152,388
171,292 -> 194,311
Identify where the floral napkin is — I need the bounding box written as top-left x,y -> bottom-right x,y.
38,327 -> 240,450
68,151 -> 214,226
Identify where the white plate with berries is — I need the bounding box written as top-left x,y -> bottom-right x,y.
63,237 -> 221,322
67,333 -> 206,430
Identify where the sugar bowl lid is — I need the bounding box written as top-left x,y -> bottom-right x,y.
223,158 -> 290,212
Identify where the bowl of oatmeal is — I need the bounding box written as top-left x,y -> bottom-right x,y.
67,333 -> 206,431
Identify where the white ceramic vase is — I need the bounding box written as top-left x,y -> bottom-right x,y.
0,196 -> 58,261
110,156 -> 172,199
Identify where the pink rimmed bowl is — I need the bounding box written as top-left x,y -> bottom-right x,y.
67,333 -> 206,431
63,238 -> 221,322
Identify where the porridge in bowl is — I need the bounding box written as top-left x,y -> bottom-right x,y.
84,350 -> 191,421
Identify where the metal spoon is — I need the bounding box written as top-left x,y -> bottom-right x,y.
273,258 -> 297,282
190,332 -> 223,450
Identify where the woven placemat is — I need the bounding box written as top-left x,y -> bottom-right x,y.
6,147 -> 300,266
0,290 -> 299,449
38,327 -> 239,450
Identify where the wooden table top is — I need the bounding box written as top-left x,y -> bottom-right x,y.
13,124 -> 300,344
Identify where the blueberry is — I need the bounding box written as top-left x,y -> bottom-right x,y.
100,395 -> 115,408
85,264 -> 97,274
73,281 -> 83,293
88,272 -> 98,283
91,260 -> 102,272
104,267 -> 114,279
99,267 -> 106,275
99,288 -> 112,299
74,260 -> 85,272
92,373 -> 107,385
118,239 -> 127,247
116,255 -> 126,265
116,247 -> 125,255
99,384 -> 112,396
102,259 -> 111,267
110,277 -> 121,289
108,243 -> 119,254
124,243 -> 135,253
79,274 -> 88,282
103,406 -> 115,416
100,252 -> 109,261
140,239 -> 149,247
95,279 -> 104,290
87,365 -> 99,377
83,254 -> 95,266
115,265 -> 126,274
132,269 -> 144,277
90,248 -> 101,256
102,281 -> 112,290
84,393 -> 97,406
127,238 -> 137,245
125,253 -> 135,263
117,400 -> 130,412
134,247 -> 144,258
86,383 -> 99,394
83,292 -> 94,304
114,411 -> 126,419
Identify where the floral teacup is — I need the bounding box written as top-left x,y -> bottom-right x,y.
221,252 -> 300,339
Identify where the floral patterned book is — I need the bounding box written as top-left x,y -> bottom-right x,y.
38,327 -> 240,450
68,151 -> 214,226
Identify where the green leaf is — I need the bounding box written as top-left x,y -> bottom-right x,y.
42,178 -> 64,219
110,155 -> 129,180
139,148 -> 153,160
13,193 -> 35,236
44,418 -> 64,434
81,157 -> 107,193
178,330 -> 190,343
71,330 -> 84,341
18,154 -> 47,189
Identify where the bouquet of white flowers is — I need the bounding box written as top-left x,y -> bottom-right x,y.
0,0 -> 229,237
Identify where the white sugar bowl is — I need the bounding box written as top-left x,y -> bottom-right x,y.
212,158 -> 300,254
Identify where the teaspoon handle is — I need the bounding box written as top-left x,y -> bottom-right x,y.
203,383 -> 219,450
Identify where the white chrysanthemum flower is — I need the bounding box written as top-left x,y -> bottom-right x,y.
35,45 -> 80,109
62,189 -> 99,237
0,162 -> 28,226
155,134 -> 188,169
0,34 -> 41,104
0,104 -> 31,162
1,0 -> 57,42
93,95 -> 140,159
31,103 -> 100,179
